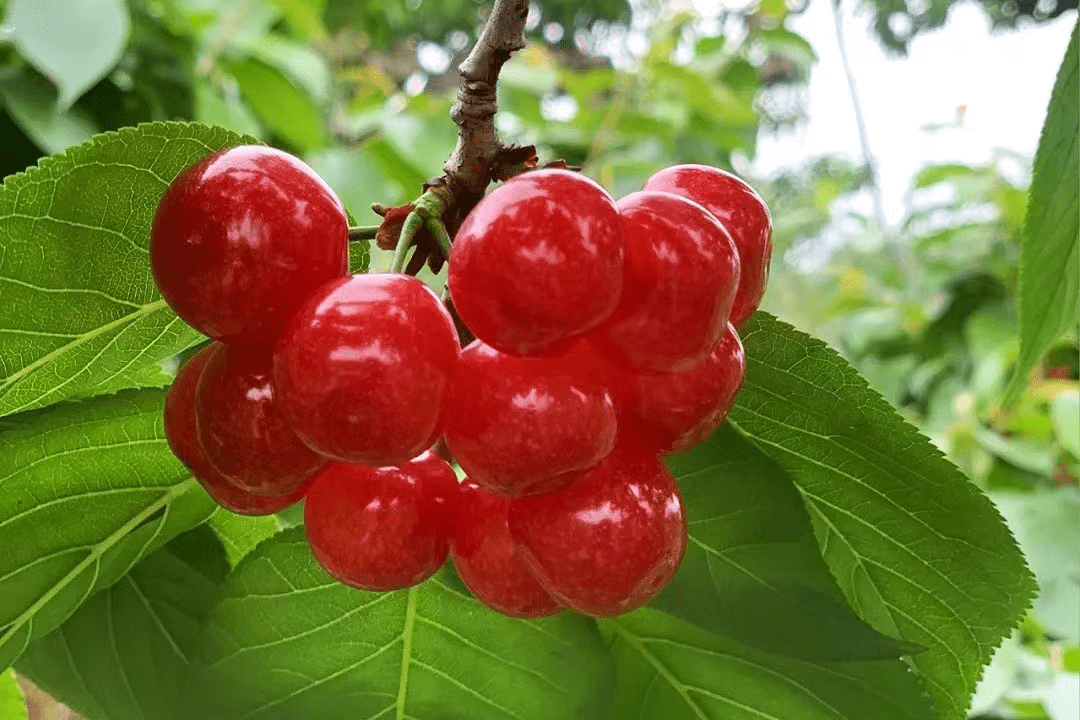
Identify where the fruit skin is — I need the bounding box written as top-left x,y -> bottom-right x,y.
643,165 -> 772,328
196,343 -> 326,496
150,145 -> 349,341
626,324 -> 746,453
451,480 -> 563,618
274,274 -> 460,467
304,452 -> 458,591
164,344 -> 311,515
442,340 -> 618,498
448,169 -> 624,356
509,441 -> 687,617
591,191 -> 740,373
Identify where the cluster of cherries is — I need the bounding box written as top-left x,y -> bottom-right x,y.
152,144 -> 771,619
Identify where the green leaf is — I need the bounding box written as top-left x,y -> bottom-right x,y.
379,115 -> 459,181
730,313 -> 1036,719
207,510 -> 280,567
0,389 -> 215,672
606,609 -> 935,720
657,425 -> 915,661
306,146 -> 406,224
973,426 -> 1055,476
224,58 -> 326,152
349,239 -> 371,274
251,35 -> 332,103
0,121 -> 258,418
0,72 -> 98,154
994,490 -> 1080,642
1051,389 -> 1080,458
191,529 -> 614,719
193,80 -> 264,140
268,0 -> 328,40
1008,20 -> 1080,405
365,136 -> 431,196
4,0 -> 131,109
15,526 -> 229,720
0,669 -> 26,720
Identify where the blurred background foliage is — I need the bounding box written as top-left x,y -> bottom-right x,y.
0,0 -> 1076,717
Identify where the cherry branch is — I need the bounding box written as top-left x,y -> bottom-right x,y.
442,0 -> 530,206
378,0 -> 531,278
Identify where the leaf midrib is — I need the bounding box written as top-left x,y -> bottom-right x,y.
0,299 -> 168,406
394,586 -> 417,720
609,620 -> 712,720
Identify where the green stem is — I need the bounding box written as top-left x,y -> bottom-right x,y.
388,191 -> 449,274
348,225 -> 380,241
425,217 -> 455,262
390,211 -> 425,274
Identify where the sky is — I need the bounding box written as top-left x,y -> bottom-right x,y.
751,1 -> 1076,227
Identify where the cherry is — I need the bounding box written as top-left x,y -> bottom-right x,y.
304,452 -> 458,591
151,145 -> 349,341
164,344 -> 312,515
448,169 -> 624,356
590,191 -> 740,373
451,480 -> 563,618
442,340 -> 617,498
643,165 -> 772,327
196,343 -> 326,496
627,324 -> 746,453
273,274 -> 460,467
509,440 -> 687,617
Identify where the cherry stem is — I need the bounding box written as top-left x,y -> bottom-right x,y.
389,191 -> 448,274
348,225 -> 380,241
389,213 -> 424,274
425,217 -> 454,262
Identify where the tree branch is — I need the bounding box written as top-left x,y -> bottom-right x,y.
443,0 -> 529,204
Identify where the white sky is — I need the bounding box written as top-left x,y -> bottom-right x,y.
752,2 -> 1076,226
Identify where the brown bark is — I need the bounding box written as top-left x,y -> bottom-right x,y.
442,0 -> 530,210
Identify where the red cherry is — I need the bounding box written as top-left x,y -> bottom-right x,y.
590,191 -> 740,373
448,169 -> 624,356
196,343 -> 325,496
509,441 -> 687,616
164,344 -> 311,515
304,452 -> 458,591
643,165 -> 772,327
151,145 -> 348,341
273,274 -> 460,467
442,340 -> 617,498
451,480 -> 563,618
628,324 -> 746,453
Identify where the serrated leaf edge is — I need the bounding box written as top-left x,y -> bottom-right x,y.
734,313 -> 1038,718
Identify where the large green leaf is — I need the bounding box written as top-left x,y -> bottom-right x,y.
657,425 -> 915,661
191,529 -> 614,719
15,526 -> 229,720
5,0 -> 130,109
730,313 -> 1036,719
606,609 -> 935,720
1008,20 -> 1079,405
0,389 -> 215,672
0,122 -> 258,418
